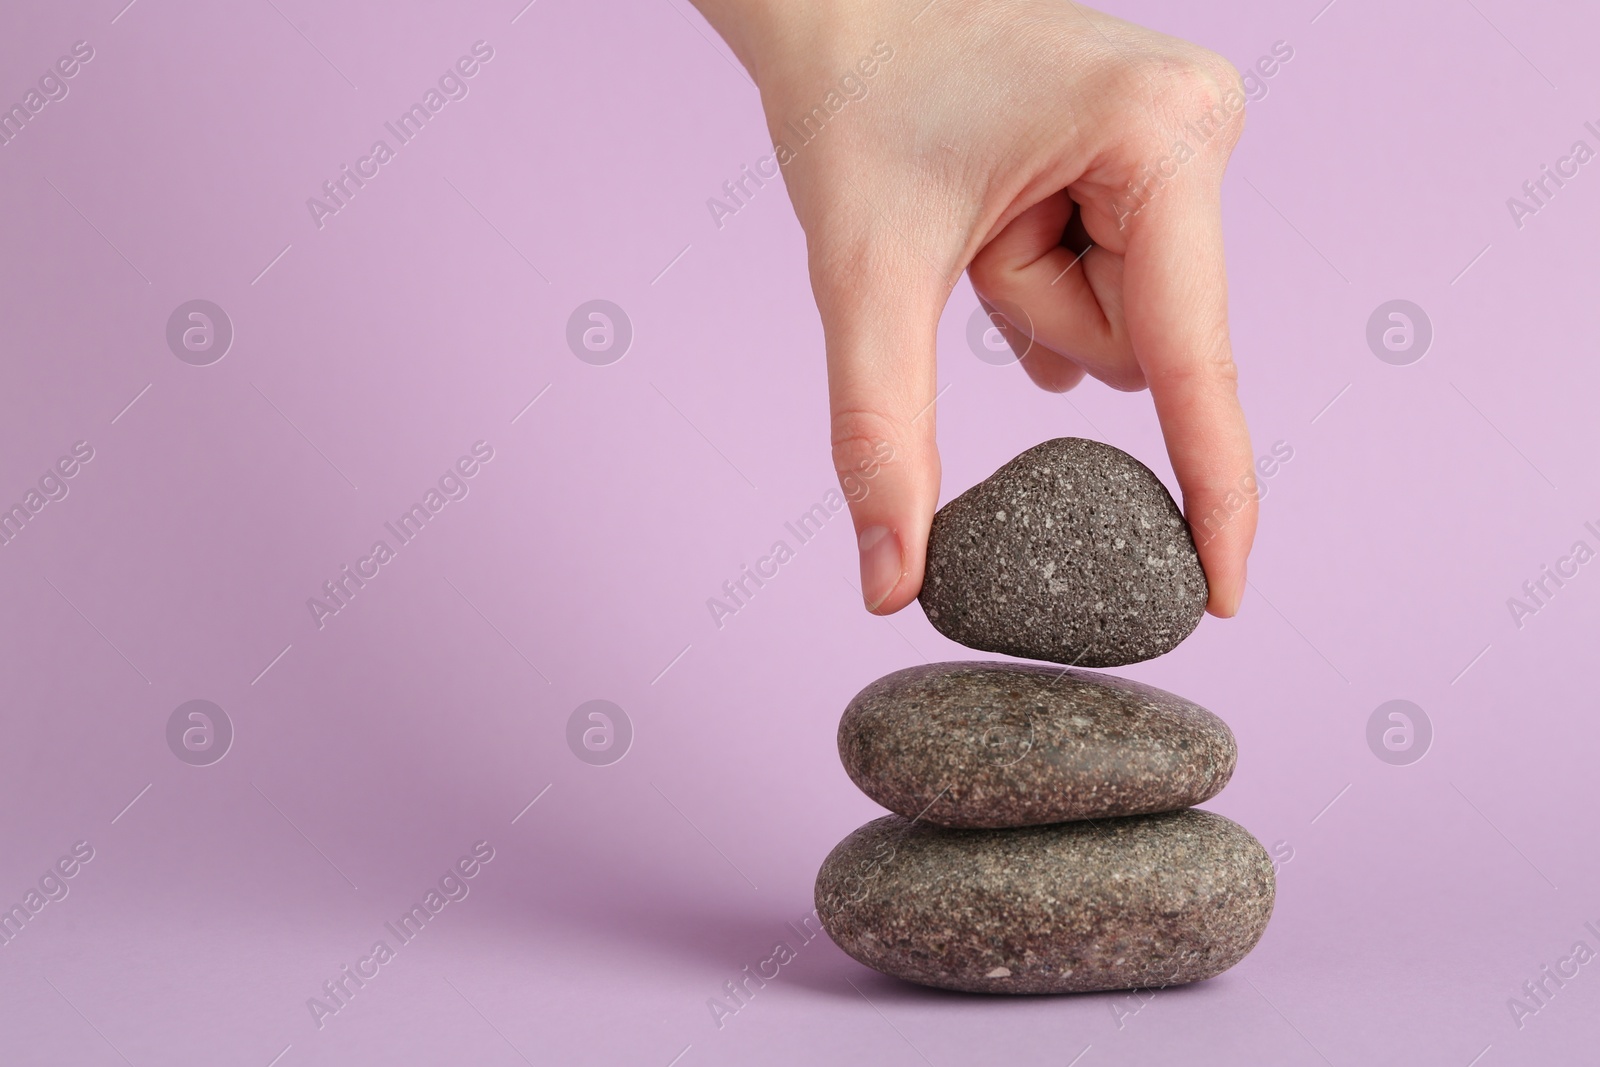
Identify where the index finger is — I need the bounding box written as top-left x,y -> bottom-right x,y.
1122,187 -> 1255,617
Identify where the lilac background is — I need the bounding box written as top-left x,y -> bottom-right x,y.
0,0 -> 1596,1063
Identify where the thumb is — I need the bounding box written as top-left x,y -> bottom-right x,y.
810,241 -> 947,615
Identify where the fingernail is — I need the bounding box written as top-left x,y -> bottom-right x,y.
858,526 -> 903,613
1215,572 -> 1245,618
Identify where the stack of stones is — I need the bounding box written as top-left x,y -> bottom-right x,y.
815,438 -> 1274,994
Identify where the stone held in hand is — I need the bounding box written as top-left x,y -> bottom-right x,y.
815,808 -> 1274,995
919,437 -> 1207,668
838,661 -> 1236,829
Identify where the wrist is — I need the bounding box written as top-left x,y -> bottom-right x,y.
689,0 -> 867,85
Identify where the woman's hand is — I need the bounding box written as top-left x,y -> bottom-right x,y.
692,0 -> 1257,618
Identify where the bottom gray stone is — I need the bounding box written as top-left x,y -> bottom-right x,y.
815,809 -> 1274,994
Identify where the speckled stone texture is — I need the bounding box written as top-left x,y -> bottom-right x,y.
815,809 -> 1274,994
839,661 -> 1236,828
919,438 -> 1207,668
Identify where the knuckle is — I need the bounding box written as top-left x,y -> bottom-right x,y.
1213,349 -> 1241,387
1150,342 -> 1240,395
1162,47 -> 1239,98
1099,56 -> 1166,115
830,408 -> 904,479
1194,49 -> 1242,93
1140,48 -> 1249,155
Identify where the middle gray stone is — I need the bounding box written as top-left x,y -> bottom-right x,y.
839,661 -> 1236,828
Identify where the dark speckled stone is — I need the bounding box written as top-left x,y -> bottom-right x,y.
815,809 -> 1274,994
839,662 -> 1235,828
919,438 -> 1207,668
